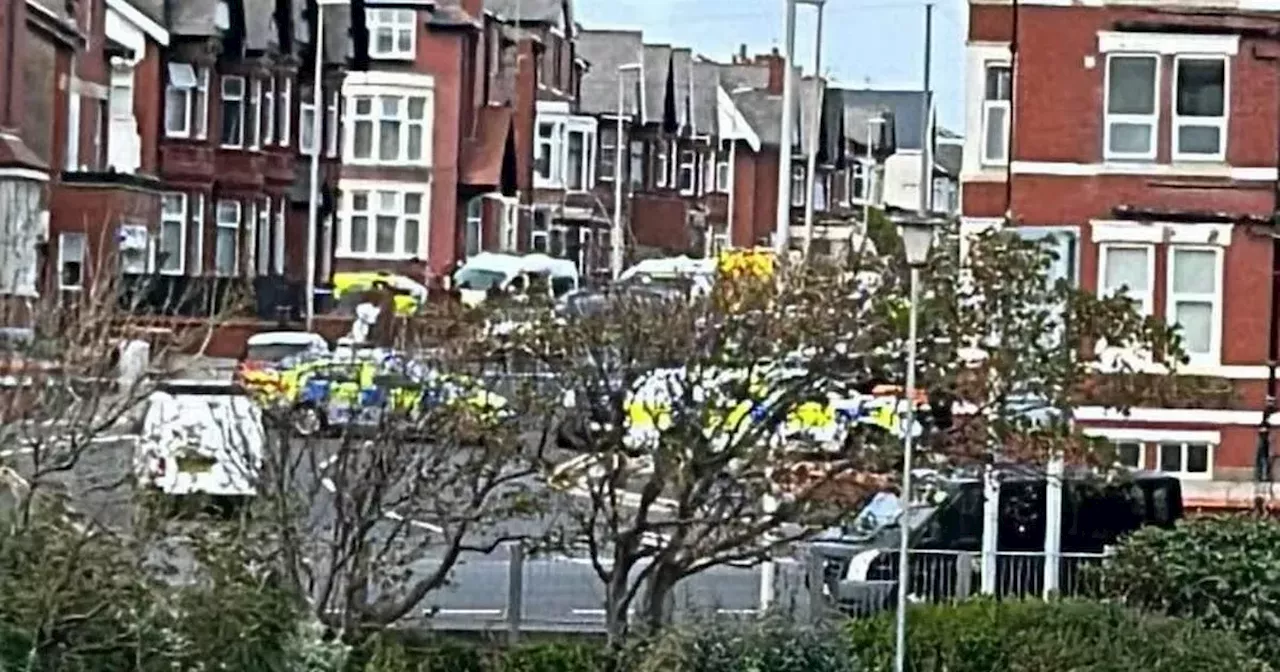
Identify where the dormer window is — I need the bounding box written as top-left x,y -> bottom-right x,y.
368,9 -> 415,60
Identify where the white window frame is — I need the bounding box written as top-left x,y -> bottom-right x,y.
262,76 -> 276,145
256,197 -> 272,276
248,77 -> 263,150
655,140 -> 670,188
191,193 -> 205,275
535,121 -> 558,184
677,148 -> 696,195
345,92 -> 431,166
1155,441 -> 1214,480
57,232 -> 86,291
981,62 -> 1011,166
848,160 -> 875,205
336,183 -> 429,260
274,198 -> 286,273
790,165 -> 805,207
299,92 -> 317,155
245,200 -> 258,275
194,67 -> 209,139
164,62 -> 197,139
215,200 -> 241,276
464,196 -> 483,257
532,115 -> 597,190
598,125 -> 616,182
1165,245 -> 1223,366
368,8 -> 416,60
278,77 -> 292,147
1103,53 -> 1160,162
564,124 -> 595,191
1171,54 -> 1229,162
220,75 -> 246,149
326,90 -> 340,157
158,192 -> 187,275
1097,243 -> 1154,315
715,143 -> 730,193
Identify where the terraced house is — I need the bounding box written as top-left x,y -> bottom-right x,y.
962,0 -> 1280,508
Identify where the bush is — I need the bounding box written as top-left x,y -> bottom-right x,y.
1097,515 -> 1280,666
634,620 -> 858,672
845,598 -> 1266,672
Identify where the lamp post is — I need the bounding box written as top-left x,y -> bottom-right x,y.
893,216 -> 935,672
798,0 -> 826,262
612,63 -> 642,279
305,0 -> 347,330
773,0 -> 826,254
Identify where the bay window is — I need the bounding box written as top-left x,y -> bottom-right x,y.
1167,246 -> 1222,364
1099,244 -> 1153,314
981,63 -> 1011,165
1173,56 -> 1227,161
159,193 -> 187,275
464,196 -> 483,257
191,194 -> 205,275
274,199 -> 286,273
1158,442 -> 1212,479
245,200 -> 258,274
1104,54 -> 1159,161
369,8 -> 415,60
532,116 -> 598,189
215,200 -> 241,276
338,186 -> 427,258
346,93 -> 429,165
655,140 -> 669,188
220,75 -> 246,148
715,144 -> 730,192
326,90 -> 340,157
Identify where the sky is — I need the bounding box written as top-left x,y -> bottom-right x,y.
575,0 -> 968,133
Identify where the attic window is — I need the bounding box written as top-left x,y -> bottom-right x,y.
214,1 -> 231,31
167,63 -> 198,89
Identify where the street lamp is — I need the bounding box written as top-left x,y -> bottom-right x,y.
893,216 -> 935,672
612,62 -> 642,279
773,0 -> 826,254
305,0 -> 349,330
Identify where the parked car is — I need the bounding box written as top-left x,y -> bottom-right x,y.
235,331 -> 330,400
810,468 -> 1183,613
453,253 -> 580,307
133,380 -> 265,512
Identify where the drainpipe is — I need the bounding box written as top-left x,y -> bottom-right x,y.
1256,35 -> 1280,509
726,139 -> 737,247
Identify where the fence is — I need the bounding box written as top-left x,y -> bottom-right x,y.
413,545 -> 1110,638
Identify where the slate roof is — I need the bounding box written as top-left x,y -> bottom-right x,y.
719,63 -> 769,92
577,30 -> 644,117
836,89 -> 932,151
671,47 -> 692,130
641,44 -> 672,126
166,0 -> 221,36
689,61 -> 720,136
244,0 -> 277,51
936,142 -> 963,177
730,88 -> 781,147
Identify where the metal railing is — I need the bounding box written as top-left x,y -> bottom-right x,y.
410,545 -> 1109,637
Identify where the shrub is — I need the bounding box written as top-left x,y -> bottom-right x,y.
634,619 -> 858,672
845,598 -> 1266,672
1096,515 -> 1280,666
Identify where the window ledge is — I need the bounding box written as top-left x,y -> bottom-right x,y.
335,252 -> 420,261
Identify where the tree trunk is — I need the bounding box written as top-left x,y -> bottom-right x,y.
603,555 -> 633,647
640,562 -> 680,633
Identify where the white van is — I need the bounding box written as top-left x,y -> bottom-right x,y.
617,256 -> 716,298
133,380 -> 265,502
453,253 -> 580,307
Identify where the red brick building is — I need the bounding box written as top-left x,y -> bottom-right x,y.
962,0 -> 1280,503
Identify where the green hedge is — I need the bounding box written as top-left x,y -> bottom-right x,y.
845,598 -> 1267,672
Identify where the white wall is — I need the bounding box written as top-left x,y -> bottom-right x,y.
882,150 -> 922,211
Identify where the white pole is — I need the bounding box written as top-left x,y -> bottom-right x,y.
611,74 -> 625,279
759,481 -> 778,613
304,5 -> 325,330
893,266 -> 921,672
981,464 -> 999,594
862,120 -> 876,235
799,1 -> 824,261
1043,453 -> 1064,598
773,0 -> 797,253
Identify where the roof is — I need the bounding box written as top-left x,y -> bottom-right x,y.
671,48 -> 692,130
576,30 -> 644,117
118,0 -> 165,27
641,44 -> 672,125
797,76 -> 823,154
244,0 -> 276,51
719,63 -> 770,92
459,105 -> 515,187
935,143 -> 962,178
166,0 -> 220,36
836,89 -> 932,151
690,61 -> 720,136
322,4 -> 352,64
730,89 -> 782,147
486,0 -> 565,24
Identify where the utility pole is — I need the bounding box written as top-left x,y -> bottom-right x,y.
918,2 -> 933,216
800,0 -> 826,262
774,0 -> 798,253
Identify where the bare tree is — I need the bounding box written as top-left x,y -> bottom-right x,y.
499,222 -> 1184,642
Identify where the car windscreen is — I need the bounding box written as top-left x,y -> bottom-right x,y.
247,343 -> 314,363
454,268 -> 507,291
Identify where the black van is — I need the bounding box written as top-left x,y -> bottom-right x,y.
808,467 -> 1182,612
